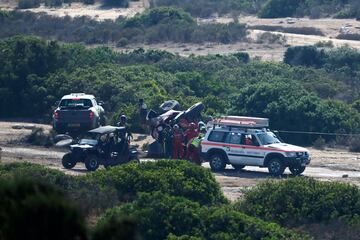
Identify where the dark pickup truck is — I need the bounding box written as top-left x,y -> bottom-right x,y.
53,93 -> 105,134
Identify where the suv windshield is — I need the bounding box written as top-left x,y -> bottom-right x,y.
60,99 -> 93,108
257,132 -> 281,145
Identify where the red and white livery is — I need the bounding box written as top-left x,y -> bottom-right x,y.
202,116 -> 310,175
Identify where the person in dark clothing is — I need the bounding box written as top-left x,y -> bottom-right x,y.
117,114 -> 133,141
139,99 -> 148,133
163,126 -> 174,159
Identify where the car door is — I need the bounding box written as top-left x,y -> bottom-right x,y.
240,134 -> 265,166
225,132 -> 247,165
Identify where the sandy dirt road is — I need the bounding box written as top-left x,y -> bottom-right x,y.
1,121 -> 360,201
2,3 -> 360,61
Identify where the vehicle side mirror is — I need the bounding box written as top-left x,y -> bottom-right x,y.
55,101 -> 60,106
98,101 -> 104,106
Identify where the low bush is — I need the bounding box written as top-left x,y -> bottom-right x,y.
86,160 -> 227,205
337,34 -> 360,41
0,178 -> 87,240
349,136 -> 360,152
102,0 -> 129,7
97,192 -> 306,240
314,40 -> 334,48
313,136 -> 326,150
0,163 -> 118,215
258,0 -> 301,18
255,32 -> 286,45
0,8 -> 247,45
149,0 -> 266,17
203,206 -> 307,240
18,0 -> 41,9
92,215 -> 139,240
44,0 -> 63,7
26,127 -> 55,147
284,45 -> 325,67
237,177 -> 360,226
99,192 -> 204,240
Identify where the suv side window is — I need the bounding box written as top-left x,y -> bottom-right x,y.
208,131 -> 227,143
226,132 -> 241,144
241,134 -> 260,146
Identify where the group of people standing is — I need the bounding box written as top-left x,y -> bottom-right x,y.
161,120 -> 207,165
117,98 -> 208,165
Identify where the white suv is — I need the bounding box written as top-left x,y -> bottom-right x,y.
201,116 -> 310,175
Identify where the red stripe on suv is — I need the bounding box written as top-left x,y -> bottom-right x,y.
201,141 -> 288,152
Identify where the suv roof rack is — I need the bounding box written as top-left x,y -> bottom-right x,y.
209,116 -> 269,128
70,93 -> 86,96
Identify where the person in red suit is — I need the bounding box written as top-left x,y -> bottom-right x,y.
184,122 -> 198,159
172,124 -> 184,159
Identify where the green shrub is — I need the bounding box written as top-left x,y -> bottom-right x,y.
83,0 -> 95,4
0,178 -> 87,240
284,45 -> 325,67
117,37 -> 128,47
0,163 -> 118,215
203,206 -> 307,240
237,177 -> 360,226
231,52 -> 250,63
256,32 -> 286,45
102,0 -> 129,7
313,136 -> 326,150
27,127 -> 56,147
258,0 -> 301,18
314,40 -> 334,48
44,0 -> 63,7
98,192 -> 306,240
18,0 -> 40,9
149,0 -> 267,17
99,192 -> 204,240
86,160 -> 227,205
92,215 -> 139,240
349,137 -> 360,152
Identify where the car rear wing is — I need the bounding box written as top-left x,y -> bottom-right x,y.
208,116 -> 269,129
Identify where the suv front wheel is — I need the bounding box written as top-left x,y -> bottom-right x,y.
289,166 -> 306,176
267,158 -> 285,176
209,154 -> 226,172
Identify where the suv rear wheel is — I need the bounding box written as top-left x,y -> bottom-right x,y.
62,153 -> 76,169
209,154 -> 226,172
267,158 -> 285,176
85,155 -> 100,171
289,166 -> 306,176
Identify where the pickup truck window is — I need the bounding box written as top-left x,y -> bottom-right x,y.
208,131 -> 227,143
60,99 -> 93,108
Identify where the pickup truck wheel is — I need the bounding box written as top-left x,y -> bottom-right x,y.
85,155 -> 100,171
289,166 -> 306,176
62,153 -> 76,169
209,154 -> 226,172
267,158 -> 285,176
232,164 -> 245,170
